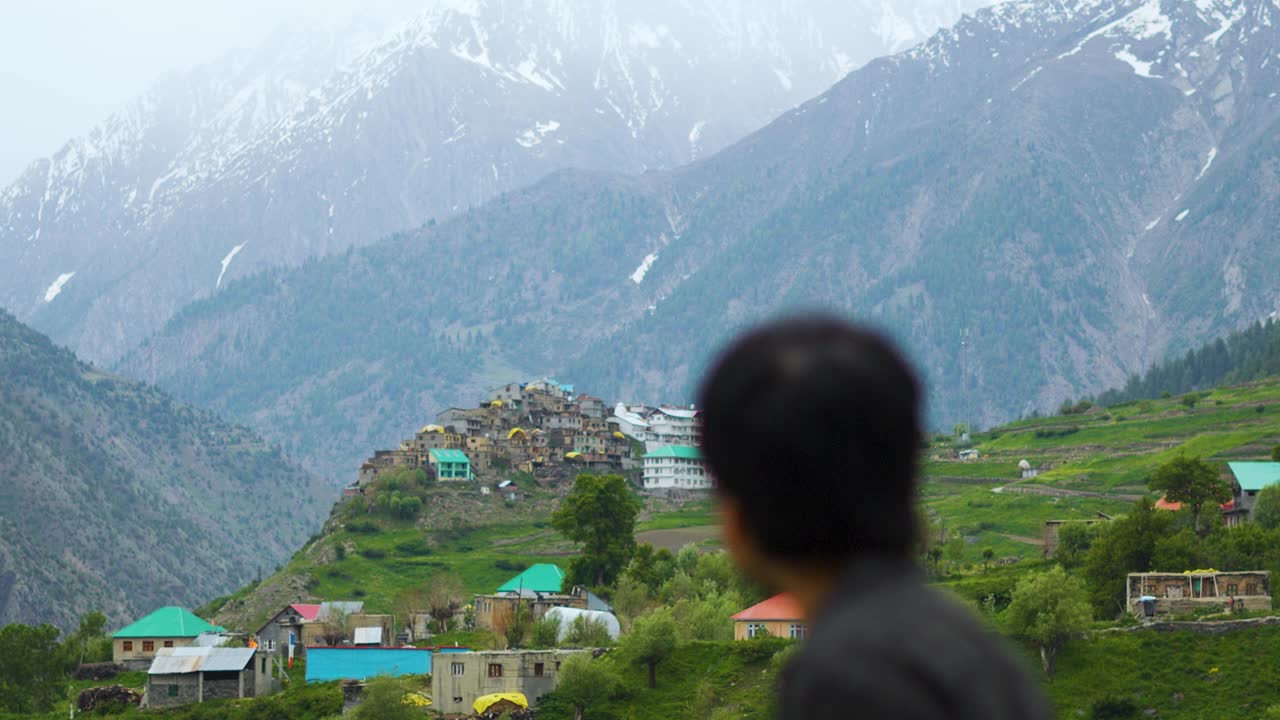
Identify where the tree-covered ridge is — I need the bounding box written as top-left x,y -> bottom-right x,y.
1098,319 -> 1280,406
0,309 -> 332,630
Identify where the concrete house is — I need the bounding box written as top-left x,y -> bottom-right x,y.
113,607 -> 223,669
432,649 -> 585,716
145,647 -> 274,708
731,593 -> 807,641
1128,571 -> 1271,617
430,448 -> 475,480
642,445 -> 709,490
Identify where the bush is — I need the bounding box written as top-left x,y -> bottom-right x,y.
731,636 -> 790,664
494,559 -> 528,573
1090,696 -> 1139,719
359,548 -> 386,560
347,521 -> 379,534
1035,426 -> 1080,439
395,538 -> 432,556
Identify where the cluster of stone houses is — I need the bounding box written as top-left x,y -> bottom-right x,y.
350,378 -> 712,495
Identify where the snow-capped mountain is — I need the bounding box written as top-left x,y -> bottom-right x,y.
0,0 -> 991,363
119,0 -> 1280,482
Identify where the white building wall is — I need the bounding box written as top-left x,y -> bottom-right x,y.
642,455 -> 711,490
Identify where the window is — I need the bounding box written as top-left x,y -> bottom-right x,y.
789,624 -> 807,640
488,663 -> 504,678
143,641 -> 155,652
1246,583 -> 1260,595
451,663 -> 465,677
168,685 -> 178,697
534,662 -> 545,677
163,640 -> 174,648
747,623 -> 765,639
123,641 -> 133,652
1227,583 -> 1239,596
261,658 -> 267,673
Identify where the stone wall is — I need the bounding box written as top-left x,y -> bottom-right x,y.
146,673 -> 201,709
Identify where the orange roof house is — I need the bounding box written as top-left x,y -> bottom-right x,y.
730,593 -> 807,641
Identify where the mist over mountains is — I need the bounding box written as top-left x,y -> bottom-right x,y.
1,0 -> 987,366
108,0 -> 1280,484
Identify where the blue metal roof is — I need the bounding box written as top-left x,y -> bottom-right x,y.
305,648 -> 432,682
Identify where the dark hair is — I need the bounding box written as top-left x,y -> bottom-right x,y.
697,315 -> 922,562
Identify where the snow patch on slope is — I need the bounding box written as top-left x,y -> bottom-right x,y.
515,121 -> 561,148
1114,46 -> 1161,77
217,243 -> 247,288
1196,147 -> 1218,180
44,272 -> 75,302
630,253 -> 658,284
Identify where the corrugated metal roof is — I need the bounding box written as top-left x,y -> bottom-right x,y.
113,607 -> 222,639
148,647 -> 255,675
354,627 -> 383,645
1229,462 -> 1280,492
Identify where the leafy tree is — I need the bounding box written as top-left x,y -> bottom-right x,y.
319,608 -> 351,645
927,546 -> 944,575
982,547 -> 995,573
552,474 -> 642,587
1083,499 -> 1171,617
1148,454 -> 1231,533
391,588 -> 428,641
350,676 -> 419,720
1055,522 -> 1099,568
63,610 -> 109,668
625,607 -> 677,689
553,653 -> 620,720
564,615 -> 614,647
1256,485 -> 1280,530
530,616 -> 561,649
0,623 -> 66,713
611,575 -> 652,630
1272,445 -> 1280,463
1152,528 -> 1207,572
1004,566 -> 1092,678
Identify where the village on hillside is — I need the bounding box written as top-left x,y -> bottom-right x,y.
350,378 -> 709,496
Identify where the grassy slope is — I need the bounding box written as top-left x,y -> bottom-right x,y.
920,380 -> 1280,562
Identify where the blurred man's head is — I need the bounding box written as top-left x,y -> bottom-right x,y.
698,315 -> 922,586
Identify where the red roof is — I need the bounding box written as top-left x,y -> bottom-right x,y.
731,593 -> 805,622
1154,496 -> 1236,512
291,604 -> 322,621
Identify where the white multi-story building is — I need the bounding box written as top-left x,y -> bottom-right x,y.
642,445 -> 710,490
645,407 -> 700,451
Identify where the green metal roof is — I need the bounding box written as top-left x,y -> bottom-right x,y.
112,607 -> 222,639
497,564 -> 565,593
645,445 -> 702,460
1228,462 -> 1280,492
429,448 -> 470,463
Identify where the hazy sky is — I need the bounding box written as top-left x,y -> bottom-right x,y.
0,1 -> 423,185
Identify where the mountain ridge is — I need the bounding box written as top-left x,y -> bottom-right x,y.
0,310 -> 333,630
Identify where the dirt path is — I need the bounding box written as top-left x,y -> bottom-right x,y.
997,533 -> 1044,546
995,484 -> 1144,502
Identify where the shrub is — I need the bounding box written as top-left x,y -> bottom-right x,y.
395,538 -> 432,556
1090,696 -> 1139,719
494,559 -> 528,573
347,521 -> 379,534
359,548 -> 386,560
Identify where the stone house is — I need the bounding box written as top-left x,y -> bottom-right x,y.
145,647 -> 274,708
1128,571 -> 1271,617
731,593 -> 807,641
112,607 -> 223,669
432,649 -> 585,716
